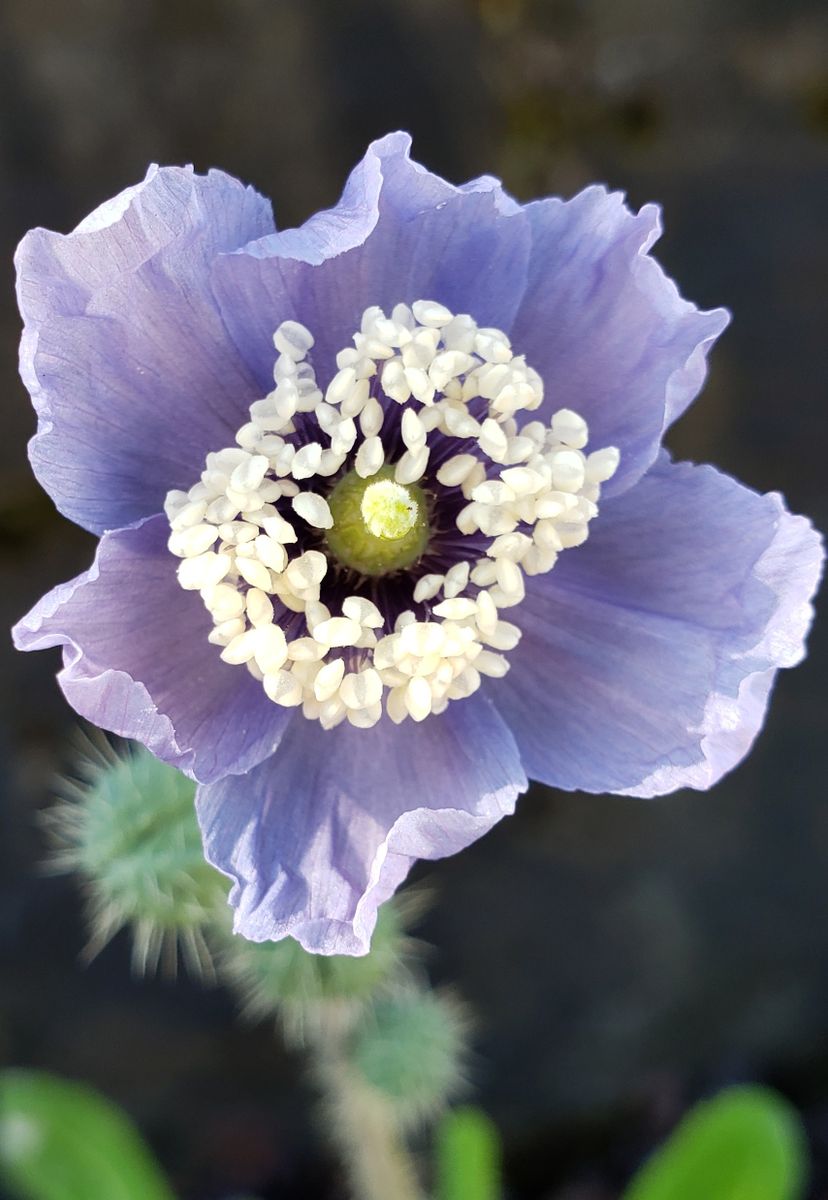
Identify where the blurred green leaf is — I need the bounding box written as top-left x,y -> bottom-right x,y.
623,1085 -> 808,1200
435,1106 -> 501,1200
0,1070 -> 176,1200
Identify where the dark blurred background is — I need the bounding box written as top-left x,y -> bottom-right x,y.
1,1 -> 826,1197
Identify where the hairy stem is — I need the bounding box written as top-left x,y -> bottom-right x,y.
311,1006 -> 425,1200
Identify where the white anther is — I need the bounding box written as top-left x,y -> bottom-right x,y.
261,514 -> 298,543
471,480 -> 516,506
218,520 -> 258,544
381,359 -> 411,403
413,574 -> 444,603
246,588 -> 274,627
305,600 -> 331,632
432,597 -> 478,620
343,596 -> 384,627
274,320 -> 314,360
428,350 -> 477,390
488,532 -> 532,561
533,520 -> 563,551
208,618 -> 246,647
478,418 -> 509,462
229,455 -> 269,494
285,550 -> 327,591
313,402 -> 340,434
475,589 -> 498,636
401,408 -> 427,449
287,637 -> 327,662
347,701 -> 383,729
264,670 -> 304,706
495,555 -> 524,595
395,445 -> 430,484
475,649 -> 510,678
164,490 -> 189,520
206,583 -> 245,622
220,629 -> 259,665
470,558 -> 498,587
405,366 -> 436,406
443,561 -> 470,598
549,450 -> 586,493
551,408 -> 589,449
500,466 -> 544,495
461,461 -> 487,499
442,403 -> 481,439
168,524 -> 219,558
340,668 -> 384,710
399,621 -> 445,657
355,436 -> 384,478
236,557 -> 273,591
291,492 -> 334,530
326,366 -> 357,406
475,328 -> 512,363
205,496 -> 241,523
448,666 -> 482,700
170,499 -> 208,530
405,676 -> 433,721
386,685 -> 409,724
251,535 -> 285,573
177,551 -> 230,591
456,503 -> 481,536
253,624 -> 289,673
320,697 -> 347,730
585,446 -> 620,484
340,379 -> 371,418
435,454 -> 476,488
291,442 -> 323,479
314,658 -> 346,702
331,418 -> 357,455
359,397 -> 384,437
312,616 -> 362,647
317,449 -> 346,477
412,300 -> 453,327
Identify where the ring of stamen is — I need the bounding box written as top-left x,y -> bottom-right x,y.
165,301 -> 620,730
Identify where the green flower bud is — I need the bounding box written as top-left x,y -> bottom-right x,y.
348,987 -> 467,1128
220,898 -> 414,1045
48,734 -> 228,976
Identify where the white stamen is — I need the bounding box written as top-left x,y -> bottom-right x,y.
291,492 -> 334,530
436,454 -> 478,488
395,445 -> 430,484
273,320 -> 314,360
312,616 -> 363,647
291,443 -> 323,479
355,436 -> 384,478
167,308 -> 618,730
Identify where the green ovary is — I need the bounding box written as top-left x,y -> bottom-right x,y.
325,466 -> 430,576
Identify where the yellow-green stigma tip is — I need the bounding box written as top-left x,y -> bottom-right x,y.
326,467 -> 430,576
361,479 -> 419,540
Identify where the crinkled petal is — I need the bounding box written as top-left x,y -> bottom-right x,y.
492,457 -> 823,796
196,693 -> 527,955
12,514 -> 289,781
17,165 -> 275,533
212,131 -> 532,391
511,189 -> 730,497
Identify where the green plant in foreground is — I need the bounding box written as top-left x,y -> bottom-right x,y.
435,1107 -> 501,1200
622,1084 -> 808,1200
0,1070 -> 175,1200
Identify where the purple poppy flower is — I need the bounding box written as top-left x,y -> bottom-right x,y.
13,133 -> 822,955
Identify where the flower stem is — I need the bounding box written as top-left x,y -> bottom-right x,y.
311,1005 -> 425,1200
